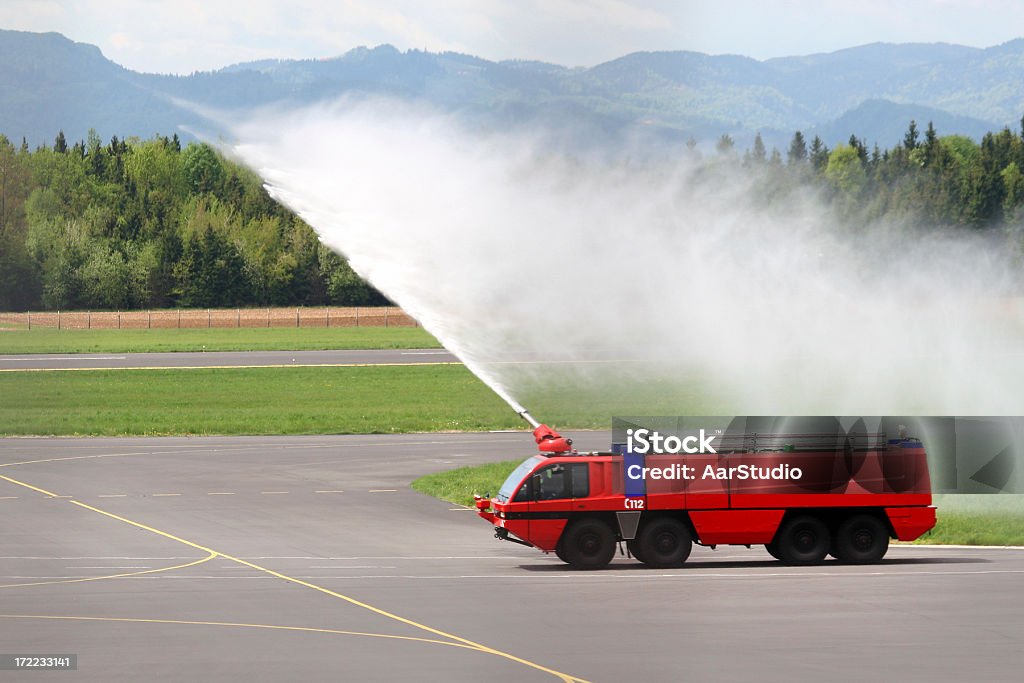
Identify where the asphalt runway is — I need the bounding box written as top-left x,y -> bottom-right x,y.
1,433 -> 1021,682
0,349 -> 458,371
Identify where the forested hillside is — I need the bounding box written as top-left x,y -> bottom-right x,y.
0,132 -> 384,311
3,116 -> 1024,313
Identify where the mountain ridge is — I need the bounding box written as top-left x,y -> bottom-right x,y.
2,29 -> 1023,151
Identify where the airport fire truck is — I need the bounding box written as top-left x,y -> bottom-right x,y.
475,413 -> 936,569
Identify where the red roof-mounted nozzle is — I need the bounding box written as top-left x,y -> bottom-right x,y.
533,424 -> 573,453
516,408 -> 573,453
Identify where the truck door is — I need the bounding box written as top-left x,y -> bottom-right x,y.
528,463 -> 589,552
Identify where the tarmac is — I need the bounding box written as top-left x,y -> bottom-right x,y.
1,432 -> 1021,681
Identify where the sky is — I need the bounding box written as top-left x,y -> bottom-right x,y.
1,0 -> 1023,74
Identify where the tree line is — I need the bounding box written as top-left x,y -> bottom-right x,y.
0,131 -> 385,311
707,117 -> 1024,230
3,119 -> 1024,312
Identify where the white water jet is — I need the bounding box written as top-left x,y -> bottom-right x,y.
229,98 -> 1024,417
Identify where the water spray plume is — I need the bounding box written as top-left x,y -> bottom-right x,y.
230,98 -> 1024,418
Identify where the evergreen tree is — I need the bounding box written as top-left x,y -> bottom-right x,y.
715,134 -> 735,155
809,135 -> 829,172
787,131 -> 807,165
751,133 -> 767,164
903,120 -> 919,151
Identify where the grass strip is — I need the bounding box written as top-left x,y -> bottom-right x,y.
0,327 -> 440,354
0,365 -> 522,436
411,460 -> 524,506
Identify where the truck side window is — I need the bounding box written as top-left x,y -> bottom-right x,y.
536,464 -> 567,500
570,463 -> 589,497
533,463 -> 589,501
513,479 -> 532,502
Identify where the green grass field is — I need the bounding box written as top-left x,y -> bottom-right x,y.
411,463 -> 1024,546
0,364 -> 525,436
411,459 -> 524,506
914,495 -> 1024,545
0,327 -> 440,354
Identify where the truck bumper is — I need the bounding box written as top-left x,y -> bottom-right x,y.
886,506 -> 937,541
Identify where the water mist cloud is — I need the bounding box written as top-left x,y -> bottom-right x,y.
229,98 -> 1024,416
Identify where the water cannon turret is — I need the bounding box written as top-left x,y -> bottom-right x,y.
516,408 -> 573,453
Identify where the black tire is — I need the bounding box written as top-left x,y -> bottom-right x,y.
833,514 -> 889,563
636,517 -> 692,568
776,515 -> 830,565
764,541 -> 783,561
558,519 -> 616,570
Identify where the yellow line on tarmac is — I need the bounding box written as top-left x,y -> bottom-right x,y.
0,474 -> 60,498
0,615 -> 478,651
0,472 -> 589,683
0,362 -> 461,373
0,552 -> 216,589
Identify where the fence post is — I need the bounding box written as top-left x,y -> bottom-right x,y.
295,307 -> 299,328
27,311 -> 31,330
177,308 -> 181,328
57,309 -> 61,330
267,308 -> 270,328
236,308 -> 240,328
88,310 -> 91,329
207,309 -> 211,328
384,308 -> 389,328
355,308 -> 359,327
148,310 -> 152,329
326,307 -> 331,328
118,310 -> 121,330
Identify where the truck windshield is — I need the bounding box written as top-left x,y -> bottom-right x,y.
496,455 -> 545,503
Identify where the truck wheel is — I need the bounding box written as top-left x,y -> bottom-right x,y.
833,514 -> 889,563
637,518 -> 692,568
559,519 -> 616,570
776,515 -> 830,565
764,541 -> 783,561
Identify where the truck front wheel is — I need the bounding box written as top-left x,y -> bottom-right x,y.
559,519 -> 616,570
833,514 -> 889,563
776,515 -> 830,565
637,518 -> 692,568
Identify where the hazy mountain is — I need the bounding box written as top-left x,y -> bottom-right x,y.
809,99 -> 999,149
2,29 -> 1024,152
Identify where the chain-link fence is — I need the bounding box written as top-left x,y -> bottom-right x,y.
0,306 -> 417,330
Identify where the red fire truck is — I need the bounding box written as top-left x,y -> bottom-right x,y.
475,415 -> 936,569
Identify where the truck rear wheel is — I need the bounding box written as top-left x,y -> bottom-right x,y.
637,518 -> 692,568
559,519 -> 616,570
764,541 -> 783,561
776,515 -> 830,565
833,514 -> 889,563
